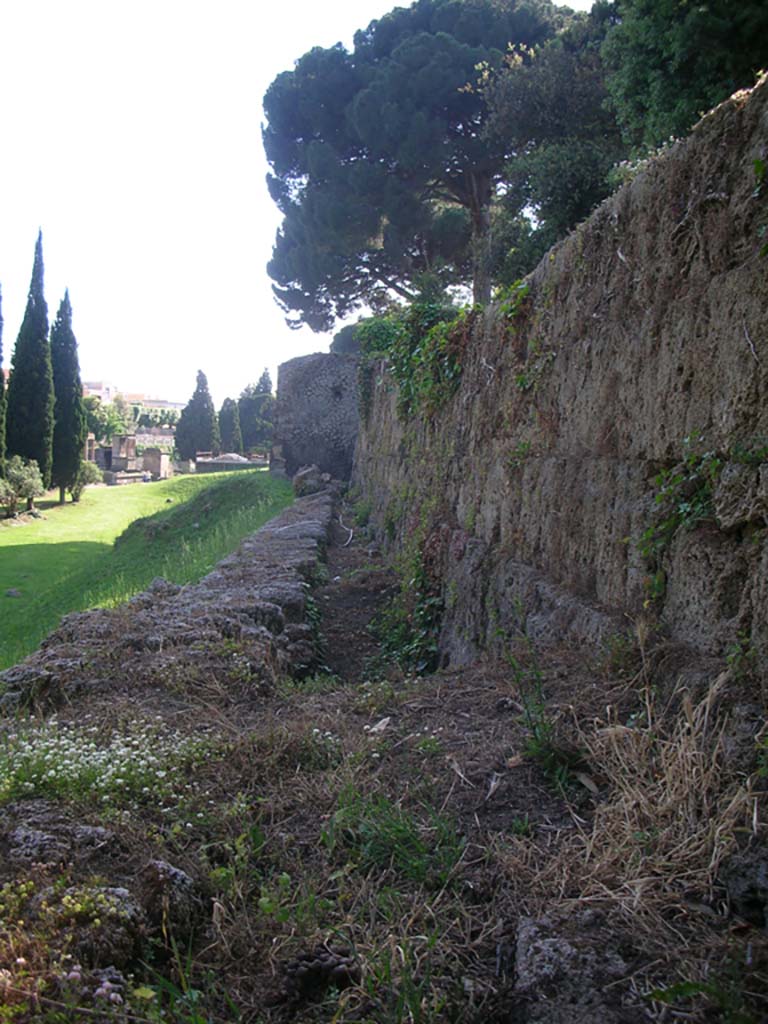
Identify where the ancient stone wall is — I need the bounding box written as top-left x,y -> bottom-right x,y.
0,493 -> 334,710
354,78 -> 768,673
272,353 -> 359,480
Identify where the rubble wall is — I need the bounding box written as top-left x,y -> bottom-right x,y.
0,492 -> 334,709
353,78 -> 768,671
272,353 -> 359,480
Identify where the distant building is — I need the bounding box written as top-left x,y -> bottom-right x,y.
81,382 -> 184,412
82,381 -> 119,403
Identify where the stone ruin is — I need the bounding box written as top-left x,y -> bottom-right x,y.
271,353 -> 359,481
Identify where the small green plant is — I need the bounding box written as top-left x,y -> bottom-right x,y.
0,717 -> 210,808
649,956 -> 759,1024
510,814 -> 532,837
638,435 -> 723,603
515,347 -> 555,394
358,301 -> 474,418
495,278 -> 530,319
362,938 -> 447,1024
353,499 -> 372,527
757,734 -> 768,778
322,789 -> 465,888
508,440 -> 532,472
415,734 -> 443,757
505,610 -> 582,790
601,632 -> 640,678
730,437 -> 768,466
726,631 -> 757,680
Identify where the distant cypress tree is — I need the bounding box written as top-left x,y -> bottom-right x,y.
51,291 -> 88,503
0,284 -> 6,477
6,232 -> 54,487
175,370 -> 220,461
218,397 -> 243,454
255,368 -> 273,394
239,371 -> 275,451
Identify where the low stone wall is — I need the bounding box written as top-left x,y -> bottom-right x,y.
0,492 -> 334,710
354,78 -> 768,673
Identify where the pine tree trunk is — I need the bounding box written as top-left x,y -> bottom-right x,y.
59,485 -> 66,504
468,172 -> 493,306
471,203 -> 492,306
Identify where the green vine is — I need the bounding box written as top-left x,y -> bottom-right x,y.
638,435 -> 723,603
357,301 -> 475,418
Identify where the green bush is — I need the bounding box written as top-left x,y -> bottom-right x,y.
357,301 -> 475,418
0,456 -> 45,515
69,460 -> 103,502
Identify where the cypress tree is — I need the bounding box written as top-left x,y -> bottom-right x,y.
0,285 -> 6,477
175,370 -> 220,461
218,397 -> 243,454
6,232 -> 54,487
51,290 -> 88,503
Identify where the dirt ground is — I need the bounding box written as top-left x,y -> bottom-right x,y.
1,501 -> 767,1023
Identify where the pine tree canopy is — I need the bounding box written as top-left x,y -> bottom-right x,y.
263,0 -> 566,329
51,290 -> 88,501
6,231 -> 54,488
175,370 -> 220,461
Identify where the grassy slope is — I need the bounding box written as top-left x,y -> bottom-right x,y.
0,471 -> 292,670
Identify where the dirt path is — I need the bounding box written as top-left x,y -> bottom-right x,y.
314,507 -> 398,684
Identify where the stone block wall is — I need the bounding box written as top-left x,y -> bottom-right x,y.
353,77 -> 768,673
272,353 -> 359,480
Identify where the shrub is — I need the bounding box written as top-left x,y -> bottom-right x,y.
69,460 -> 103,502
0,455 -> 45,515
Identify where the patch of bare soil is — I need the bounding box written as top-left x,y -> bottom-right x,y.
314,514 -> 398,684
1,506 -> 766,1023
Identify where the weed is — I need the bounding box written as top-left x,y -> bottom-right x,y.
0,717 -> 210,808
649,956 -> 759,1024
322,788 -> 465,888
726,631 -> 757,680
507,440 -> 532,472
415,734 -> 443,757
638,434 -> 723,603
374,586 -> 443,674
360,938 -> 448,1024
276,672 -> 343,698
731,436 -> 768,466
504,605 -> 583,790
510,814 -> 532,837
358,301 -> 475,418
601,631 -> 640,678
353,499 -> 372,528
494,278 -> 530,320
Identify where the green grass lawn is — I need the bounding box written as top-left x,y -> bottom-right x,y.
0,471 -> 292,670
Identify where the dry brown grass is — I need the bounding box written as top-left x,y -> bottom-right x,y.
574,670 -> 755,933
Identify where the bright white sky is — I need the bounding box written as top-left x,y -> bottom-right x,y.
0,0 -> 592,407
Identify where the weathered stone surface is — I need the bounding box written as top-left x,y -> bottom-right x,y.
514,914 -> 634,1023
273,353 -> 359,480
353,77 -> 768,675
293,464 -> 331,497
0,802 -> 118,867
720,845 -> 768,927
0,492 -> 335,708
140,859 -> 200,939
